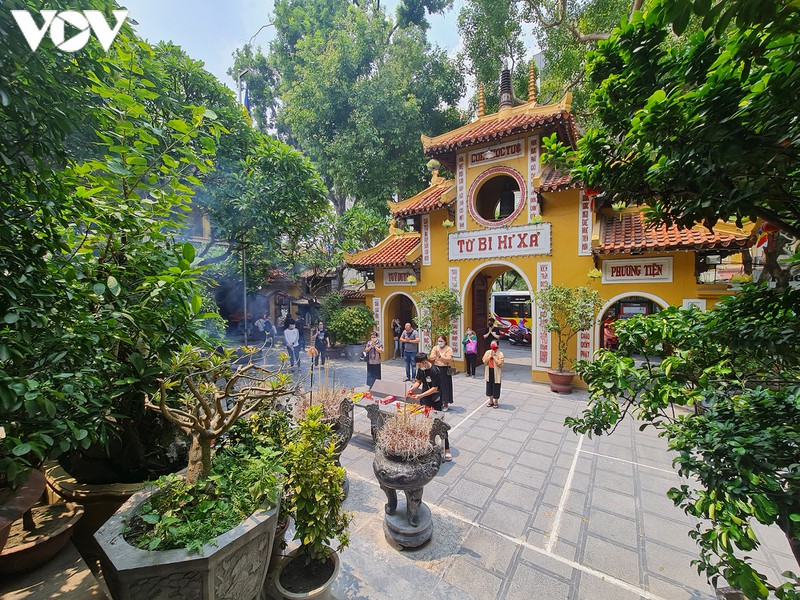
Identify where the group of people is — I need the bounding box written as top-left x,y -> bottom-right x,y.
284,318 -> 331,370
462,318 -> 504,408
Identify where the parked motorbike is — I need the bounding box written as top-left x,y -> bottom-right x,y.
507,324 -> 532,345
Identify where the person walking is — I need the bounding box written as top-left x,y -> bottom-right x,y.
429,334 -> 454,411
407,352 -> 452,461
391,318 -> 402,360
399,322 -> 419,381
364,331 -> 383,387
283,320 -> 300,370
482,340 -> 504,408
462,326 -> 479,377
311,320 -> 330,366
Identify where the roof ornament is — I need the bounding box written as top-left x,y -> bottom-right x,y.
499,60 -> 512,110
528,60 -> 537,104
477,82 -> 486,117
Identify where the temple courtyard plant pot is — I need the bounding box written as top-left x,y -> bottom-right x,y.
270,547 -> 340,600
95,486 -> 280,600
547,370 -> 576,394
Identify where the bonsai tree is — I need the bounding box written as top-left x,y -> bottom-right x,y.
415,287 -> 463,342
533,284 -> 603,373
146,347 -> 296,484
328,305 -> 376,345
282,404 -> 350,576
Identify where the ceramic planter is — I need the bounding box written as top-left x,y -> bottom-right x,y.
270,548 -> 339,600
0,469 -> 46,553
547,369 -> 575,394
95,486 -> 279,600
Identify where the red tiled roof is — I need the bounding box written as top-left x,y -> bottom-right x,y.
423,110 -> 576,156
340,289 -> 365,300
596,212 -> 753,254
391,182 -> 455,218
537,168 -> 576,193
345,234 -> 421,268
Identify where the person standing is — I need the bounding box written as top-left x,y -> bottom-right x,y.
254,313 -> 267,343
462,327 -> 479,377
311,320 -> 330,366
264,318 -> 276,347
483,317 -> 501,354
284,321 -> 300,370
391,318 -> 402,360
364,331 -> 383,387
407,353 -> 452,461
429,335 -> 454,411
399,322 -> 419,381
482,340 -> 504,408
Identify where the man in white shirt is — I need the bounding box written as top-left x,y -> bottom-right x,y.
283,321 -> 300,370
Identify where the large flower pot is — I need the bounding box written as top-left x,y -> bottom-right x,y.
270,547 -> 339,600
43,459 -> 146,567
0,502 -> 84,575
547,370 -> 575,394
95,486 -> 279,600
0,469 -> 46,553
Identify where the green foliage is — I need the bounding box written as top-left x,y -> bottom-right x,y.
235,0 -> 464,215
569,286 -> 800,598
284,404 -> 351,565
543,0 -> 800,241
414,287 -> 463,341
533,285 -> 602,372
328,306 -> 376,345
318,293 -> 344,326
0,10 -> 225,485
126,447 -> 284,553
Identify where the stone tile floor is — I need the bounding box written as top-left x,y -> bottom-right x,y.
314,355 -> 795,600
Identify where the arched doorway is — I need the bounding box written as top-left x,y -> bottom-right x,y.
383,292 -> 418,358
597,293 -> 668,351
463,262 -> 533,382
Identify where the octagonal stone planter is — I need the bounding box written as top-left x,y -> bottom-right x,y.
95,486 -> 279,600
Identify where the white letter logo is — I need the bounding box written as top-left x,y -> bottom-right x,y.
11,9 -> 128,53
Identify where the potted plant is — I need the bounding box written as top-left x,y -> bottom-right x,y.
415,286 -> 463,342
372,411 -> 450,549
533,284 -> 603,393
271,404 -> 351,600
94,347 -> 297,600
327,305 -> 376,362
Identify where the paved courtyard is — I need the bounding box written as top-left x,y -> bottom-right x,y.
303,350 -> 795,600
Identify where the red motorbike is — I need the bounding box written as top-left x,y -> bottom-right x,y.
507,324 -> 532,345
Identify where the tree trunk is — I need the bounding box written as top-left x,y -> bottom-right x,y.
757,233 -> 790,290
186,430 -> 212,485
788,533 -> 800,568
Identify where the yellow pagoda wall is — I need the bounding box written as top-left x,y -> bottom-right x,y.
367,133 -> 734,387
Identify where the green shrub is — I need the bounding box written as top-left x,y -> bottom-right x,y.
328,305 -> 375,345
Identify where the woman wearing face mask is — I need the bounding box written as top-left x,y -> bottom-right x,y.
462,326 -> 478,377
429,334 -> 454,411
364,331 -> 383,387
311,320 -> 330,366
283,319 -> 300,370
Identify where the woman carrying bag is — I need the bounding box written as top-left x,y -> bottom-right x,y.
462,327 -> 478,377
429,334 -> 454,411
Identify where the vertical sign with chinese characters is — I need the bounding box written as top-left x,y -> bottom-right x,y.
448,267 -> 461,358
528,135 -> 540,220
578,330 -> 592,363
578,190 -> 592,256
372,297 -> 382,340
421,214 -> 431,266
420,306 -> 431,352
535,261 -> 552,368
456,153 -> 467,231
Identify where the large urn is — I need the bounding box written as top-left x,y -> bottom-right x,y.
372,418 -> 449,549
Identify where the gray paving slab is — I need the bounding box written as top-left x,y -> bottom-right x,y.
306,356 -> 794,600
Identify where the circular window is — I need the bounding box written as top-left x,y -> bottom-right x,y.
468,167 -> 527,227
